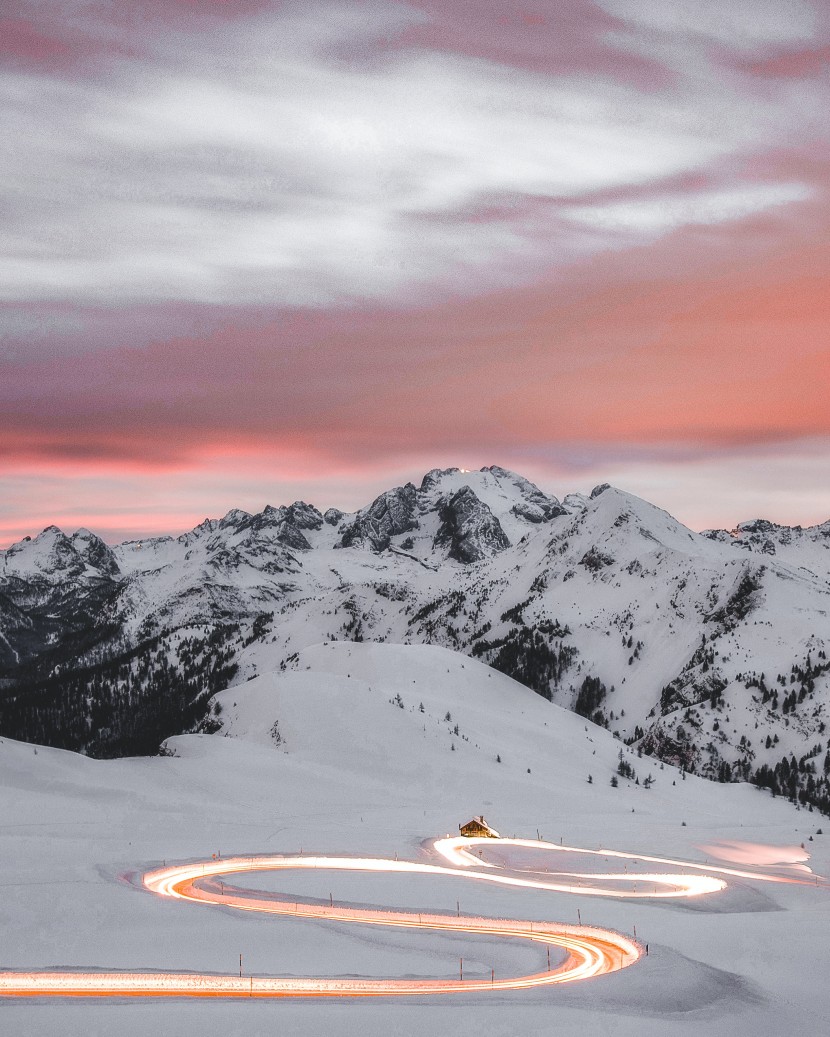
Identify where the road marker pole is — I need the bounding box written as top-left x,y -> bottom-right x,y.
239,954 -> 242,978
547,947 -> 550,971
460,958 -> 463,982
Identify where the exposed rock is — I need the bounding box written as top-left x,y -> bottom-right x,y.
701,529 -> 736,544
250,506 -> 312,551
179,518 -> 220,547
338,484 -> 419,551
579,547 -> 615,571
419,467 -> 460,492
562,493 -> 589,512
219,509 -> 252,529
433,486 -> 511,563
477,466 -> 566,522
69,529 -> 121,577
273,523 -> 312,552
284,502 -> 324,531
511,499 -> 564,523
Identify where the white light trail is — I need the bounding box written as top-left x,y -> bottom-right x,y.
433,837 -> 826,889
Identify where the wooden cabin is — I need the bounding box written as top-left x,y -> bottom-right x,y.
459,815 -> 500,839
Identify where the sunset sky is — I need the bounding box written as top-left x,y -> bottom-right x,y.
2,0 -> 829,546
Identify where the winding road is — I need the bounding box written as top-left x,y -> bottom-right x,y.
0,835 -> 813,999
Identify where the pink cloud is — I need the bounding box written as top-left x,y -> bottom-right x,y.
383,0 -> 677,90
2,191 -> 828,476
743,42 -> 830,79
0,0 -> 278,72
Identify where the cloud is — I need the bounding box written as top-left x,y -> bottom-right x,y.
595,0 -> 819,54
562,182 -> 812,235
1,0 -> 829,539
2,198 -> 828,477
1,1 -> 826,308
744,42 -> 830,79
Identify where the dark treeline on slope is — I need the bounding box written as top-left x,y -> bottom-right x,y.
751,748 -> 830,815
0,627 -> 239,757
471,623 -> 576,700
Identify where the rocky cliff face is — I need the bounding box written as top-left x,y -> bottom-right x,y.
434,486 -> 511,562
338,484 -> 419,551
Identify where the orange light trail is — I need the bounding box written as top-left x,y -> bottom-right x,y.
6,833 -> 808,1001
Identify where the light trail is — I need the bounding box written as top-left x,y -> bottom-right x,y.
10,830 -> 812,1001
432,839 -> 726,898
1,850 -> 640,999
433,837 -> 828,889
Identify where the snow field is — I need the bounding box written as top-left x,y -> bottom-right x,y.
2,641 -> 830,1035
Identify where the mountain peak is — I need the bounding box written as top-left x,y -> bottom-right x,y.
419,467 -> 461,491
219,508 -> 253,528
2,524 -> 82,580
69,528 -> 120,577
338,483 -> 419,552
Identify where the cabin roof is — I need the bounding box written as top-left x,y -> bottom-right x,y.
459,815 -> 500,837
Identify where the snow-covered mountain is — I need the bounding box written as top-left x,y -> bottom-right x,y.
1,465 -> 829,814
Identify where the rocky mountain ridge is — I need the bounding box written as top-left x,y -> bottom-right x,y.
1,465 -> 829,815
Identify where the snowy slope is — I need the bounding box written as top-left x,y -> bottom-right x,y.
2,641 -> 830,1036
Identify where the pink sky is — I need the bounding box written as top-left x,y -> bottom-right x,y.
1,0 -> 829,546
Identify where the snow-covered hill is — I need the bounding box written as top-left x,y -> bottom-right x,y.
2,641 -> 828,1036
1,465 -> 829,814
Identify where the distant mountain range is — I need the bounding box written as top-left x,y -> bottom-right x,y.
2,465 -> 829,813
